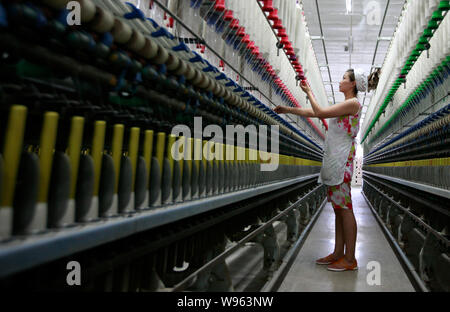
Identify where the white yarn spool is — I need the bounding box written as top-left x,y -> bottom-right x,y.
191,70 -> 204,86
243,101 -> 250,112
152,46 -> 169,64
126,29 -> 146,52
223,90 -> 232,102
198,74 -> 210,89
238,98 -> 245,109
166,53 -> 180,71
111,19 -> 133,44
249,105 -> 254,116
184,65 -> 196,80
213,83 -> 221,97
138,38 -> 158,59
90,6 -> 115,33
216,84 -> 226,98
78,0 -> 96,23
228,95 -> 236,106
173,60 -> 187,76
230,95 -> 239,107
212,82 -> 221,95
206,77 -> 216,92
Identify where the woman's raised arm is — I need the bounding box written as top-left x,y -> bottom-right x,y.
301,81 -> 360,118
273,106 -> 316,117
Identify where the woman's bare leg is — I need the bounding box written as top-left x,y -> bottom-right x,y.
341,209 -> 357,262
333,208 -> 345,258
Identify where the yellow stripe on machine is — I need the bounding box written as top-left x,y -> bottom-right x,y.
366,157 -> 450,167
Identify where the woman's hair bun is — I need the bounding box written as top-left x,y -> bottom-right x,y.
367,68 -> 381,92
353,68 -> 368,92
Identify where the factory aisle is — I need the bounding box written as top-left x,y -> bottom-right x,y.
278,186 -> 415,292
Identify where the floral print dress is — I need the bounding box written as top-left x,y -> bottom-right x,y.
326,102 -> 362,210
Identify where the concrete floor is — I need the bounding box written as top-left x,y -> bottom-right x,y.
278,186 -> 415,292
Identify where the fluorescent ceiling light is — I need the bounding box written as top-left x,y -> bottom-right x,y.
346,0 -> 352,14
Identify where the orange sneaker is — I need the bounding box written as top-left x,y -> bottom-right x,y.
316,253 -> 341,265
327,257 -> 358,271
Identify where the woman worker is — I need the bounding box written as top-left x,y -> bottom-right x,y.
274,68 -> 378,271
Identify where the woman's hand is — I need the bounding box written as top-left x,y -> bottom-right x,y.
274,105 -> 290,114
300,80 -> 311,94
